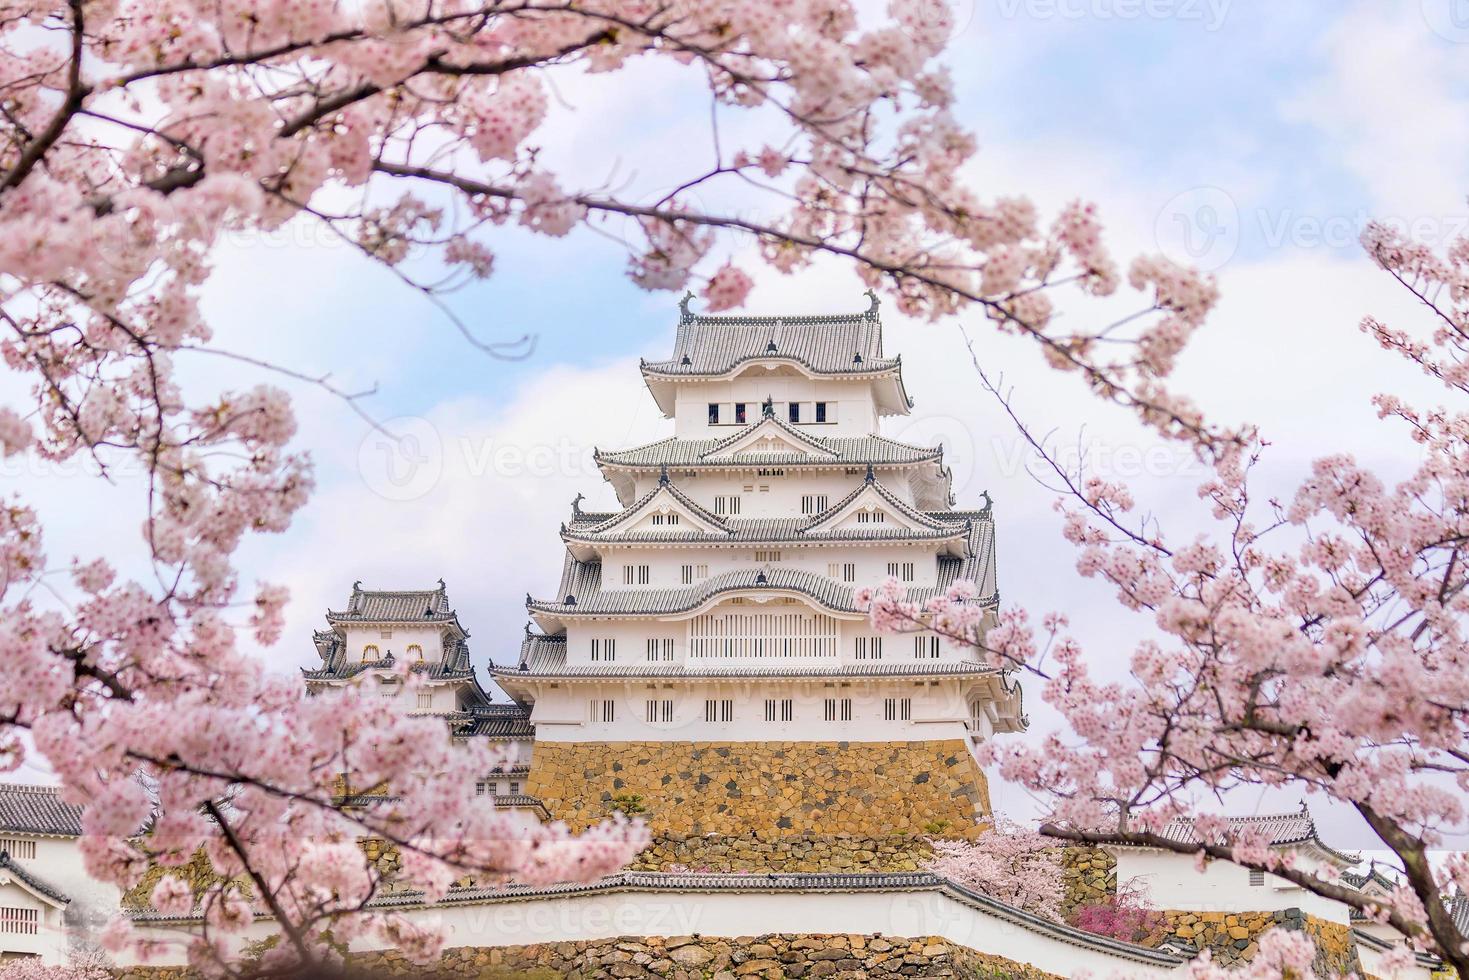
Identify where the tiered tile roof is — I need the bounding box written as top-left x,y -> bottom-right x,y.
564,473 -> 972,549
595,419 -> 953,508
1450,891 -> 1469,939
644,297 -> 897,378
326,581 -> 465,631
456,703 -> 534,740
564,518 -> 967,546
1103,804 -> 1360,866
0,784 -> 83,837
537,507 -> 998,621
596,430 -> 943,468
638,296 -> 913,417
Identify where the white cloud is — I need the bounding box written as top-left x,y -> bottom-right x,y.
1282,1 -> 1469,219
244,355 -> 670,676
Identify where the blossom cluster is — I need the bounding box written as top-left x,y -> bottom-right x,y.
864,223 -> 1469,972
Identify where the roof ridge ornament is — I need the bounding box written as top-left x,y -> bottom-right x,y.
762,396 -> 774,418
864,288 -> 880,316
571,492 -> 584,517
678,291 -> 695,321
659,463 -> 670,486
865,463 -> 875,484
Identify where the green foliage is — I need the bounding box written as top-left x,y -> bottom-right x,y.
608,793 -> 647,816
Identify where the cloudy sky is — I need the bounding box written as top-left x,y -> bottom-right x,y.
18,1 -> 1469,849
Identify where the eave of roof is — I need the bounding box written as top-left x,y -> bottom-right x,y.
324,581 -> 468,635
1097,806 -> 1360,867
561,518 -> 968,551
529,565 -> 868,619
493,660 -> 1006,681
0,783 -> 83,837
301,657 -> 477,683
0,851 -> 68,907
595,430 -> 943,470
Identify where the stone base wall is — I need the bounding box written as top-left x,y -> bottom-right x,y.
342,934 -> 1062,979
630,834 -> 934,873
1154,909 -> 1359,976
527,740 -> 989,837
1059,846 -> 1115,917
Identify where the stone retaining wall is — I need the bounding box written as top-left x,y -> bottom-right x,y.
1059,846 -> 1115,917
527,741 -> 990,837
1154,909 -> 1359,976
336,934 -> 1060,979
630,834 -> 934,873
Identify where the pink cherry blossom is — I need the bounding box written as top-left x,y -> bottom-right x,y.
866,223 -> 1469,973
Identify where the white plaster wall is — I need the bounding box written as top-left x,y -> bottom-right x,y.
562,611 -> 974,669
1356,940 -> 1433,980
527,676 -> 982,744
629,470 -> 926,516
341,624 -> 446,663
125,886 -> 1185,977
0,836 -> 123,964
1112,849 -> 1350,924
673,378 -> 879,438
0,881 -> 63,962
589,542 -> 947,597
311,674 -> 468,713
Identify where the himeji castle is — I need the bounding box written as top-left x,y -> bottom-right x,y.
304,292 -> 1025,840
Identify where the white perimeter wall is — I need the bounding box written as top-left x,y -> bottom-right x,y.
126,886 -> 1185,978
1113,849 -> 1351,924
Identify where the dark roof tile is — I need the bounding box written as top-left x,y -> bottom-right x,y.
0,784 -> 82,836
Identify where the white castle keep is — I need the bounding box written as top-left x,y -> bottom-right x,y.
305,292 -> 1024,840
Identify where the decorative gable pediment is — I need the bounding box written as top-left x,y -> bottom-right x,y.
702,417 -> 839,462
802,477 -> 949,535
591,484 -> 729,536
625,502 -> 692,534
807,486 -> 924,533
